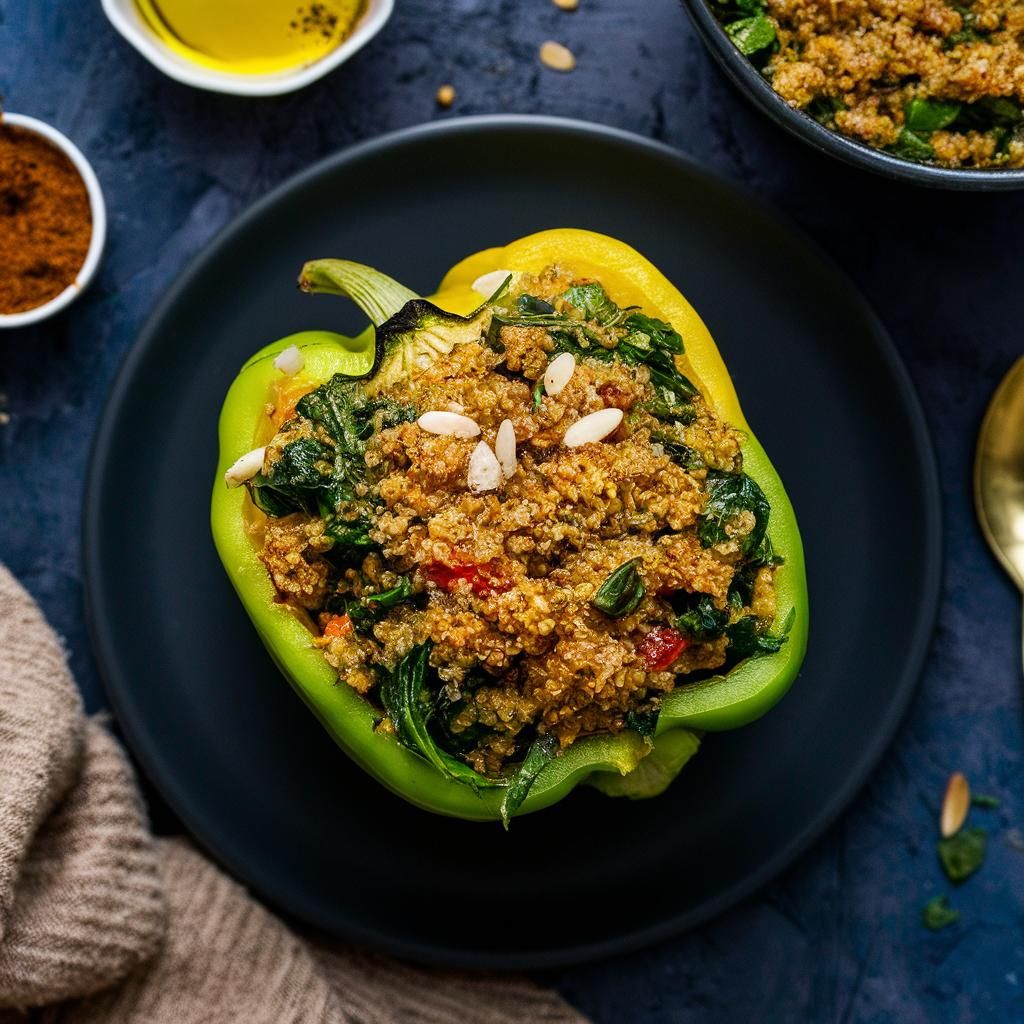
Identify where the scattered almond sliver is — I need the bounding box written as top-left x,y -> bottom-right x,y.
468,440 -> 503,493
563,408 -> 623,447
539,40 -> 576,72
273,345 -> 304,376
471,269 -> 512,298
940,771 -> 970,838
495,419 -> 517,479
543,352 -> 576,396
418,410 -> 481,438
224,447 -> 266,488
553,0 -> 579,9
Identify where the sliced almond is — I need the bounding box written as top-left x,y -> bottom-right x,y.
471,269 -> 513,299
543,352 -> 576,396
417,411 -> 481,438
468,440 -> 502,493
940,772 -> 970,838
273,344 -> 304,376
553,0 -> 579,8
563,408 -> 623,448
224,447 -> 266,488
539,40 -> 576,72
447,401 -> 466,414
495,418 -> 517,479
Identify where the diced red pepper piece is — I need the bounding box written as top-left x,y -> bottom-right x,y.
638,627 -> 690,671
422,560 -> 512,597
322,614 -> 352,640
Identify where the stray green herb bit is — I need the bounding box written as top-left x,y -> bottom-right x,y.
922,894 -> 961,931
937,826 -> 987,883
971,793 -> 1000,809
532,380 -> 545,411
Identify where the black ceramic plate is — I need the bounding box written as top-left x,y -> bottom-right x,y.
84,116 -> 941,968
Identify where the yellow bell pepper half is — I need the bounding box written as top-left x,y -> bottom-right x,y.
211,229 -> 808,822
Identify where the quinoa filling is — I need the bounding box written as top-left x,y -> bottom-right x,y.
248,267 -> 785,781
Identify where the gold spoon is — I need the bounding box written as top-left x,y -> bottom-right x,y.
975,357 -> 1024,655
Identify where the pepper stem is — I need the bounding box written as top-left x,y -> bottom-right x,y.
298,259 -> 419,327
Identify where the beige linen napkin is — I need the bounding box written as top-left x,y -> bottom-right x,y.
0,564 -> 587,1023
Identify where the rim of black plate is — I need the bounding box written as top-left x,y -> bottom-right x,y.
83,115 -> 943,968
679,0 -> 1024,191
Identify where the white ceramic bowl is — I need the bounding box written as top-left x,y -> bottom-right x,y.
101,0 -> 394,97
0,114 -> 107,330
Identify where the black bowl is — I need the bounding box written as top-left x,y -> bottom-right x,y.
680,0 -> 1024,190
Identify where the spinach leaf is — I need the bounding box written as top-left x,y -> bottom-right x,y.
698,472 -> 770,554
499,295 -> 698,425
922,894 -> 960,931
890,128 -> 935,162
728,565 -> 754,612
344,575 -> 414,633
353,397 -> 418,435
500,734 -> 558,828
806,94 -> 845,126
296,374 -> 415,458
905,98 -> 961,133
626,709 -> 659,738
726,615 -> 788,659
619,314 -> 698,423
944,8 -> 985,49
250,437 -> 335,517
653,434 -> 705,470
938,826 -> 987,883
561,283 -> 621,326
256,375 -> 414,561
621,313 -> 685,360
431,671 -> 492,756
953,95 -> 1023,130
977,97 -> 1023,127
380,642 -> 500,790
322,513 -> 375,553
944,26 -> 983,47
365,575 -> 414,610
296,374 -> 365,451
592,558 -> 646,618
518,294 -> 556,316
675,594 -> 729,641
749,531 -> 777,567
725,13 -> 776,55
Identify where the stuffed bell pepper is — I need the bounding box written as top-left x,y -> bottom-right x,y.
212,229 -> 808,824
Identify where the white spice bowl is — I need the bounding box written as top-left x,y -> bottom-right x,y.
0,114 -> 107,330
100,0 -> 394,97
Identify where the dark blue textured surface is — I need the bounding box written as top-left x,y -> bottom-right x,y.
1,1 -> 1022,1020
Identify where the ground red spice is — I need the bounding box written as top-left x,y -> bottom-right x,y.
0,123 -> 92,315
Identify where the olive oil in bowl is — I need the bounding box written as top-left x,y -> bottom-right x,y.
134,0 -> 366,75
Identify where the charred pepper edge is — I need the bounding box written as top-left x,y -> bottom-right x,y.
211,228 -> 808,822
